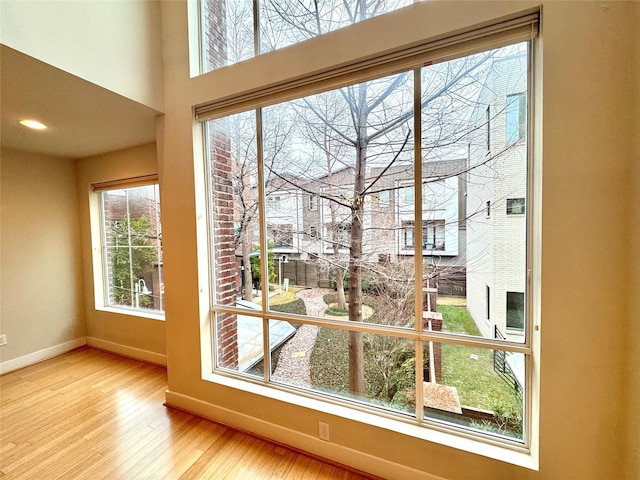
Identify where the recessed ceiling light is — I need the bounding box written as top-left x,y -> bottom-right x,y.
19,119 -> 48,130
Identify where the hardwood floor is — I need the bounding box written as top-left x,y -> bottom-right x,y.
0,347 -> 375,480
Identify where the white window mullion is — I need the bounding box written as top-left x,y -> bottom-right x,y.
256,107 -> 271,381
413,68 -> 425,422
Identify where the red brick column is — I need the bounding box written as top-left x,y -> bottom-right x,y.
203,0 -> 228,71
210,125 -> 238,369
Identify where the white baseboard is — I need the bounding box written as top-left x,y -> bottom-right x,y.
165,390 -> 447,480
0,338 -> 87,375
86,337 -> 167,366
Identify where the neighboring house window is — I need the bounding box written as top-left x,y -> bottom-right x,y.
486,285 -> 491,320
403,220 -> 445,250
379,190 -> 390,207
268,224 -> 293,248
204,34 -> 535,448
404,185 -> 414,204
308,195 -> 318,211
335,223 -> 351,249
403,221 -> 415,248
309,225 -> 319,238
506,92 -> 526,144
423,220 -> 445,250
267,195 -> 281,210
99,183 -> 164,314
507,292 -> 525,330
507,197 -> 526,215
486,200 -> 491,218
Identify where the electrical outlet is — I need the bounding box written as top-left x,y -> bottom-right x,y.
318,421 -> 330,441
0,334 -> 7,346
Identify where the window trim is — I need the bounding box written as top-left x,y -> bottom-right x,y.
195,13 -> 539,121
92,179 -> 165,319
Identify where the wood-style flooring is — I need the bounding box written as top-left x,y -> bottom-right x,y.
0,347 -> 375,479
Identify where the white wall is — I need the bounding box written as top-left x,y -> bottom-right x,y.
157,1 -> 638,479
0,148 -> 85,366
0,0 -> 164,112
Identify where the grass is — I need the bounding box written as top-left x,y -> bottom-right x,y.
253,286 -> 307,316
438,305 -> 521,416
325,305 -> 349,316
437,305 -> 481,336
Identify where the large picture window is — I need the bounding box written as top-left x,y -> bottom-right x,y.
204,31 -> 534,446
99,183 -> 164,314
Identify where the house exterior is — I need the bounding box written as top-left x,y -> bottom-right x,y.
262,159 -> 468,292
466,52 -> 528,341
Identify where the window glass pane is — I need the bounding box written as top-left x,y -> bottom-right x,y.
271,322 -> 415,415
425,342 -> 525,441
506,292 -> 525,331
425,43 -> 528,343
201,0 -> 412,73
208,111 -> 259,308
261,72 -> 415,328
215,311 -> 263,377
101,185 -> 163,313
202,0 -> 254,71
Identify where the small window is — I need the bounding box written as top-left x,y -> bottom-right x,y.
507,197 -> 526,215
404,222 -> 415,248
379,190 -> 390,207
335,223 -> 351,249
309,225 -> 319,238
100,184 -> 164,313
308,195 -> 317,211
422,220 -> 445,250
506,92 -> 526,144
404,185 -> 414,204
486,285 -> 491,320
267,195 -> 281,209
402,220 -> 445,250
507,292 -> 525,330
486,200 -> 491,218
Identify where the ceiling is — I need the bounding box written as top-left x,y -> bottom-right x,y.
1,45 -> 160,159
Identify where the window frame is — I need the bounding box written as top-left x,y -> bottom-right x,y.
199,11 -> 540,464
92,178 -> 165,319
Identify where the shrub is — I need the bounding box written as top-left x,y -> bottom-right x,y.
325,305 -> 349,316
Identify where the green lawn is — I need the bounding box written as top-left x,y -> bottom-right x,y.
437,304 -> 481,336
438,305 -> 522,418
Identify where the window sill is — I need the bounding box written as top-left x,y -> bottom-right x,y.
203,372 -> 537,470
96,306 -> 165,321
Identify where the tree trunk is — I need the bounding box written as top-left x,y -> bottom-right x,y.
348,129 -> 367,396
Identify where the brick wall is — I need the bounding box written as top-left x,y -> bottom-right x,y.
203,0 -> 228,71
210,125 -> 239,369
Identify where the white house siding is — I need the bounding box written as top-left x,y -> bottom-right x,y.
466,53 -> 528,340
